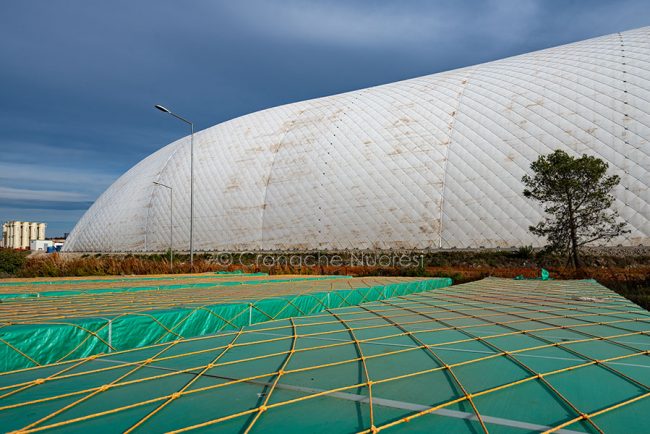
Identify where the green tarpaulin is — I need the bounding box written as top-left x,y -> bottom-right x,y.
0,278 -> 451,371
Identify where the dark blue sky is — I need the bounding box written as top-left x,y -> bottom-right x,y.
1,0 -> 648,236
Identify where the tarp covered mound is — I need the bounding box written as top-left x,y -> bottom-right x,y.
0,275 -> 346,300
0,272 -> 269,288
0,277 -> 451,371
0,277 -> 648,433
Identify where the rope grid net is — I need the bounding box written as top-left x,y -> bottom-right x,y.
0,274 -> 349,301
0,276 -> 393,323
0,277 -> 449,371
0,272 -> 270,288
0,277 -> 648,433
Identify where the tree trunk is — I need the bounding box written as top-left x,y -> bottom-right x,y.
567,198 -> 581,270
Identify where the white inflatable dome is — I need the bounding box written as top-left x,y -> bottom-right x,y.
64,27 -> 650,252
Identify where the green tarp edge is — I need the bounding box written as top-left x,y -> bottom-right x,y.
0,272 -> 270,287
0,275 -> 350,300
0,277 -> 451,372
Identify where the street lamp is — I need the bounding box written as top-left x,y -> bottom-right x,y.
153,181 -> 173,273
154,104 -> 195,270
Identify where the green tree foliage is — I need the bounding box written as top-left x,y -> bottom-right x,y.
522,150 -> 629,269
0,248 -> 28,277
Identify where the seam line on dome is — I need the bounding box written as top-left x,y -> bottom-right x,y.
438,69 -> 475,249
260,107 -> 309,247
143,139 -> 186,251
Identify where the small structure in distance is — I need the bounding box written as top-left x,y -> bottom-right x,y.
1,221 -> 46,250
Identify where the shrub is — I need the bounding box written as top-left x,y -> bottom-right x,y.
0,248 -> 29,277
512,245 -> 534,260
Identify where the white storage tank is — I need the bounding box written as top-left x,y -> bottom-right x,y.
37,223 -> 46,240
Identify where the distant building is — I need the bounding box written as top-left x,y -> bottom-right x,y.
1,221 -> 46,249
47,237 -> 66,252
30,239 -> 54,252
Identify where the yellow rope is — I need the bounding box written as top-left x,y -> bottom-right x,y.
124,330 -> 243,433
243,318 -> 297,434
329,309 -> 376,432
1,278 -> 648,433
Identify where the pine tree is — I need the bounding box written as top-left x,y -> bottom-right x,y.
522,150 -> 629,269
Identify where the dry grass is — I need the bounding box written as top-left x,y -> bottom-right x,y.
16,253 -> 229,277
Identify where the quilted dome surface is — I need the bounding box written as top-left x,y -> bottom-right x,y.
64,27 -> 650,252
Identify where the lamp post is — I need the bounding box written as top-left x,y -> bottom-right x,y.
154,104 -> 194,270
153,181 -> 173,273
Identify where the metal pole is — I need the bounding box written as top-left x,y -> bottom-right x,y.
169,187 -> 173,272
190,123 -> 194,270
154,105 -> 194,272
153,181 -> 173,273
